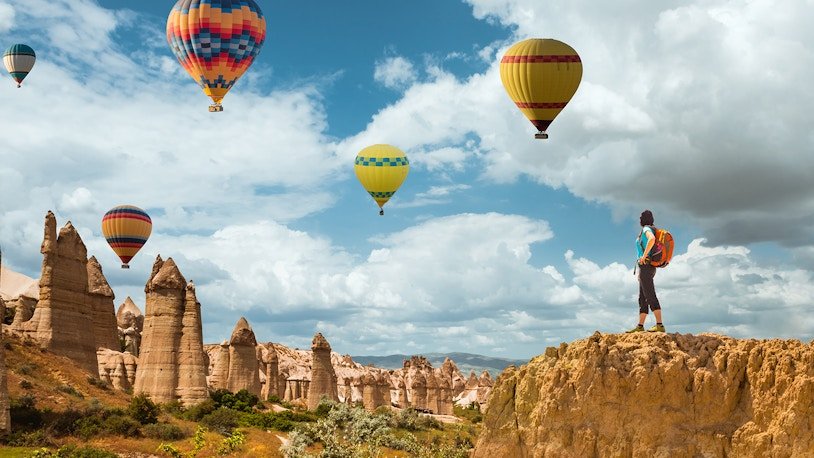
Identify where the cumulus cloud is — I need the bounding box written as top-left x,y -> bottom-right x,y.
0,2 -> 14,32
374,56 -> 418,90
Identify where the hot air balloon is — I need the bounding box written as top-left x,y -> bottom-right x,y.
3,44 -> 36,88
166,0 -> 267,112
102,205 -> 152,269
354,144 -> 410,215
500,38 -> 582,139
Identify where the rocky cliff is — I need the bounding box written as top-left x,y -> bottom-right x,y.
474,332 -> 814,458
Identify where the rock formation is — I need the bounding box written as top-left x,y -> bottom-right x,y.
0,265 -> 38,327
410,372 -> 427,411
361,373 -> 378,411
12,212 -> 99,374
259,343 -> 281,400
205,341 -> 230,390
97,348 -> 138,391
438,376 -> 454,415
476,370 -> 493,406
116,297 -> 143,356
87,256 -> 120,351
307,333 -> 339,410
474,332 -> 814,458
0,298 -> 10,434
133,256 -> 208,406
425,371 -> 439,414
226,317 -> 261,396
397,377 -> 409,408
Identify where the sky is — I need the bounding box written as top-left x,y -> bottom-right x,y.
0,0 -> 812,359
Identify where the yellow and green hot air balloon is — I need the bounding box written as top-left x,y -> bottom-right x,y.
500,38 -> 582,139
101,205 -> 152,269
166,0 -> 267,112
3,44 -> 36,88
354,144 -> 410,215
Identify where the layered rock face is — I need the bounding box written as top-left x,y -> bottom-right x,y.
13,212 -> 99,373
307,333 -> 339,410
226,317 -> 261,396
98,348 -> 138,391
133,256 -> 208,406
87,257 -> 120,351
0,298 -> 10,434
117,297 -> 143,356
474,332 -> 814,458
259,343 -> 281,400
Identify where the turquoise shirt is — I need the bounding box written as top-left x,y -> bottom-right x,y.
636,226 -> 654,258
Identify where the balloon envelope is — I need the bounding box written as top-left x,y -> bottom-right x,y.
101,205 -> 152,269
354,145 -> 410,214
3,44 -> 36,88
500,38 -> 582,138
166,0 -> 267,111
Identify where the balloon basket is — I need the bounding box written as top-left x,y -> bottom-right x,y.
535,131 -> 549,140
379,209 -> 384,216
208,104 -> 223,112
121,264 -> 130,269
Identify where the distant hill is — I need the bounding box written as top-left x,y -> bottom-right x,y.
352,352 -> 528,377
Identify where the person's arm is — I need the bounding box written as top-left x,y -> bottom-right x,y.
639,230 -> 655,265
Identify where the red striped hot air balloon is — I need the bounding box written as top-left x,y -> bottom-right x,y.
101,205 -> 152,269
500,38 -> 583,139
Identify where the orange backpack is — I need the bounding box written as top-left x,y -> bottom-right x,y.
647,227 -> 674,268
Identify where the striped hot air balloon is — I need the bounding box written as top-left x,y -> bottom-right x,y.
3,44 -> 36,88
166,0 -> 267,112
101,205 -> 152,269
500,38 -> 582,139
354,144 -> 410,216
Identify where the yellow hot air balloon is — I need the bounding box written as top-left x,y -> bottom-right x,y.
500,38 -> 582,139
101,205 -> 152,269
354,144 -> 410,215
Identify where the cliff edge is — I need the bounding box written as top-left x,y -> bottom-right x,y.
474,332 -> 814,458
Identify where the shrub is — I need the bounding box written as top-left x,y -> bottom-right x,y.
200,408 -> 240,435
143,422 -> 186,440
390,408 -> 442,431
29,444 -> 118,458
19,379 -> 33,389
4,429 -> 52,447
156,443 -> 183,458
182,399 -> 216,421
211,389 -> 259,412
267,394 -> 282,404
453,405 -> 482,424
87,376 -> 111,391
162,400 -> 185,416
9,394 -> 43,430
217,429 -> 246,455
128,394 -> 160,425
18,363 -> 36,376
103,414 -> 142,437
56,384 -> 84,399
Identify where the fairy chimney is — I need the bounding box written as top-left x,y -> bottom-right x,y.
426,371 -> 440,414
226,317 -> 261,396
12,213 -> 98,373
307,333 -> 339,410
134,257 -> 208,405
87,256 -> 120,351
116,297 -> 144,356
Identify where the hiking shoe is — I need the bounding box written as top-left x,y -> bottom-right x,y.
647,324 -> 666,333
625,325 -> 644,333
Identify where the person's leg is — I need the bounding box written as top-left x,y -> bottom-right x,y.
640,265 -> 664,331
626,274 -> 648,332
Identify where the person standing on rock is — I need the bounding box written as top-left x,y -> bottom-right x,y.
627,210 -> 665,333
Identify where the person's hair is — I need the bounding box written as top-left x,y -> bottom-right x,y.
640,210 -> 654,227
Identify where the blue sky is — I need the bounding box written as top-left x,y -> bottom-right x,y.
1,0 -> 812,359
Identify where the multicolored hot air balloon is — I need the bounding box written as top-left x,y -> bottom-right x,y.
3,44 -> 36,88
354,144 -> 410,215
166,0 -> 267,112
101,205 -> 152,269
500,38 -> 582,139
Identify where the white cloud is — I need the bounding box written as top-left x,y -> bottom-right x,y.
374,56 -> 418,90
396,184 -> 471,208
0,2 -> 14,32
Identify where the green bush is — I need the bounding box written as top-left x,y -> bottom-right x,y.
200,408 -> 240,435
9,394 -> 43,430
267,394 -> 282,404
128,394 -> 160,425
217,429 -> 246,455
181,399 -> 216,421
18,363 -> 36,376
453,405 -> 482,424
103,414 -> 142,437
390,408 -> 443,431
19,379 -> 33,389
211,389 -> 259,412
56,384 -> 84,399
143,422 -> 186,440
162,400 -> 185,416
29,444 -> 118,458
87,376 -> 111,391
4,429 -> 52,447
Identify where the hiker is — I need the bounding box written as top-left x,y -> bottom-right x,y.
627,210 -> 665,333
